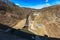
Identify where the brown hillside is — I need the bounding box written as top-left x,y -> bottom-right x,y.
30,5 -> 60,38
0,0 -> 32,27
0,0 -> 60,38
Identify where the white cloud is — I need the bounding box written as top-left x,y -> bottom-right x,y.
46,3 -> 51,6
28,3 -> 51,9
46,0 -> 48,3
15,3 -> 20,6
15,3 -> 51,9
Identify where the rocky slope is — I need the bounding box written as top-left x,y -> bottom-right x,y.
0,0 -> 60,38
0,0 -> 32,27
29,5 -> 60,38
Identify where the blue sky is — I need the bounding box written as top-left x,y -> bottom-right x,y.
10,0 -> 60,9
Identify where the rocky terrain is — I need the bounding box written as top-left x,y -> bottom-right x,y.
30,5 -> 60,38
0,0 -> 60,38
0,0 -> 32,27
